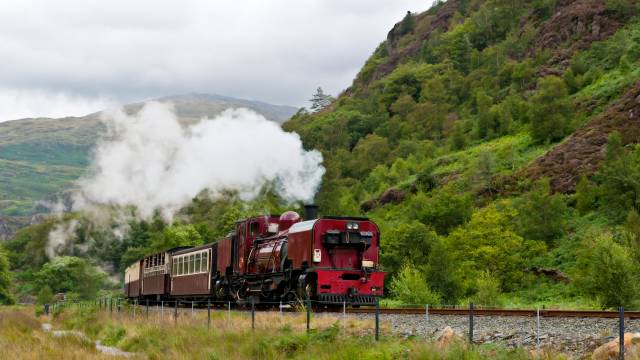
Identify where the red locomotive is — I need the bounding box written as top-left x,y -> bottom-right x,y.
124,206 -> 385,305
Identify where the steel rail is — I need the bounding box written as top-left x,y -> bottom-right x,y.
328,307 -> 640,319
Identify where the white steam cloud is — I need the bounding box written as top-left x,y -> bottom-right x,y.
73,102 -> 324,220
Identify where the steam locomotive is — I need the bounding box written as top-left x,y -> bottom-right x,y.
124,206 -> 385,305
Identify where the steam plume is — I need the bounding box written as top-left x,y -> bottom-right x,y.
73,102 -> 324,220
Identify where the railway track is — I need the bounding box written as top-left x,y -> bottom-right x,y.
331,307 -> 640,319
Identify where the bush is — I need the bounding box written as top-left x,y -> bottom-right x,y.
470,271 -> 504,307
576,231 -> 638,308
596,132 -> 640,223
529,76 -> 573,143
381,221 -> 438,276
391,264 -> 441,305
34,256 -> 108,300
515,179 -> 567,243
0,247 -> 14,305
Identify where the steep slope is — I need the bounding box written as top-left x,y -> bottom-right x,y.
283,0 -> 640,307
0,94 -> 297,217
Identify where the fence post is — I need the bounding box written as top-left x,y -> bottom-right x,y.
109,297 -> 113,314
280,301 -> 283,316
251,297 -> 255,331
469,302 -> 475,343
161,301 -> 164,321
174,300 -> 178,324
133,299 -> 137,318
207,299 -> 211,330
536,307 -> 541,350
306,298 -> 311,332
343,301 -> 346,332
146,299 -> 149,318
192,301 -> 194,318
620,307 -> 625,360
228,301 -> 231,321
375,297 -> 380,341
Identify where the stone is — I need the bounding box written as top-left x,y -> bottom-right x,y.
592,332 -> 640,360
437,326 -> 460,348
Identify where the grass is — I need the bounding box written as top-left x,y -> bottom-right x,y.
0,306 -> 120,359
0,304 -> 567,360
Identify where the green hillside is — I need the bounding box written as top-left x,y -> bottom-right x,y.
4,0 -> 640,308
0,95 -> 297,217
282,0 -> 640,307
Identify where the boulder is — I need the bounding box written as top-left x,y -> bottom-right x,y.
592,332 -> 640,360
437,326 -> 461,348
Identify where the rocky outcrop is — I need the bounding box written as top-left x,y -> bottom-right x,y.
361,187 -> 407,212
0,214 -> 46,241
529,0 -> 632,68
514,80 -> 640,193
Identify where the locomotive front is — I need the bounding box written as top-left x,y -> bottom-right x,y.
287,215 -> 385,305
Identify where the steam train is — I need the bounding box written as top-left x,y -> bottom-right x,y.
124,206 -> 385,305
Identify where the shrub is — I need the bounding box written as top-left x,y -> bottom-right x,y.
0,247 -> 14,305
576,231 -> 638,308
470,271 -> 504,307
515,179 -> 567,243
529,76 -> 573,143
390,264 -> 442,305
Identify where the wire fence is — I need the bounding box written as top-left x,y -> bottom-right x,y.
48,298 -> 639,359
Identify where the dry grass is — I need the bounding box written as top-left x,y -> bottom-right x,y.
0,306 -> 135,360
0,305 -> 571,360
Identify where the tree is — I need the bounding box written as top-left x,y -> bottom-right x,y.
398,11 -> 416,35
575,175 -> 596,215
470,271 -> 503,307
350,134 -> 391,178
412,186 -> 473,234
515,179 -> 567,243
390,264 -> 441,305
390,93 -> 416,117
446,203 -> 542,290
426,238 -> 463,304
475,90 -> 494,139
37,285 -> 54,305
309,87 -> 334,113
148,224 -> 203,252
0,247 -> 14,305
597,132 -> 640,223
34,256 -> 108,300
381,221 -> 438,276
576,232 -> 638,308
529,76 -> 573,143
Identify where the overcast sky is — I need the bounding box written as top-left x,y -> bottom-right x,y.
0,1 -> 431,121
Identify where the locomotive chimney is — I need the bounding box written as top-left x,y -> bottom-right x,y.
304,204 -> 318,220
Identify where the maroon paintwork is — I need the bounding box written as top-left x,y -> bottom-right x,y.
170,244 -> 215,296
171,273 -> 210,295
142,274 -> 168,295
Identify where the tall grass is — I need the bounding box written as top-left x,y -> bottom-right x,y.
44,305 -> 570,360
0,306 -> 124,359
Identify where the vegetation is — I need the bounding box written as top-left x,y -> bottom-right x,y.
4,1 -> 640,311
0,305 -> 566,360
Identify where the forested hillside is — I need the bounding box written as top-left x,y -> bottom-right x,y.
3,0 -> 640,308
283,0 -> 640,308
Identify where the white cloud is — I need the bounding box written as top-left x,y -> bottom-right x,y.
0,89 -> 114,120
0,0 -> 431,121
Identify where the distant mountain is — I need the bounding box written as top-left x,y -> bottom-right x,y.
0,94 -> 297,220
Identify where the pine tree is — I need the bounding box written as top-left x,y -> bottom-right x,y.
309,87 -> 333,113
0,247 -> 15,305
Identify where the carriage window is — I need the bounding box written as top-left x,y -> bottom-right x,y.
172,259 -> 177,275
189,254 -> 195,274
195,253 -> 201,273
202,252 -> 208,272
178,257 -> 183,275
249,222 -> 259,236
